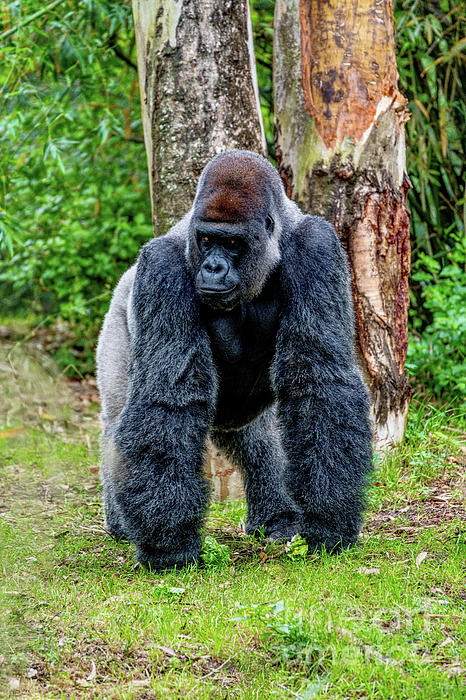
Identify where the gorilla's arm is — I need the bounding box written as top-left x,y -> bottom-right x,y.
113,237 -> 217,570
274,217 -> 373,551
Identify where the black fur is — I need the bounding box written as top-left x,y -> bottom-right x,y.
96,150 -> 373,571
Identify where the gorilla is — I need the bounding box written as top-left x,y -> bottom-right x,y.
96,150 -> 373,571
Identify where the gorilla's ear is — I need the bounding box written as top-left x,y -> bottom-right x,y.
265,215 -> 274,234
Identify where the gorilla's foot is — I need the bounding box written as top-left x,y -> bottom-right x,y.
265,521 -> 302,543
135,540 -> 201,573
302,524 -> 359,554
247,515 -> 301,543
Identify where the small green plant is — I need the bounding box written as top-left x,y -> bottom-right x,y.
285,534 -> 309,560
201,535 -> 231,569
233,600 -> 330,672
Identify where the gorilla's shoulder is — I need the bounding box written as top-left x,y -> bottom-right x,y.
138,232 -> 185,269
133,232 -> 195,319
290,214 -> 340,252
135,231 -> 188,285
283,215 -> 346,274
280,213 -> 352,324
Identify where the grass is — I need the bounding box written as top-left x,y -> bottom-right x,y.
0,347 -> 465,698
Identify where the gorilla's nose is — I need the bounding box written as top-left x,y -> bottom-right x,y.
201,257 -> 229,281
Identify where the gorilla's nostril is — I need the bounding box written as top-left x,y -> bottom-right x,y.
203,259 -> 228,276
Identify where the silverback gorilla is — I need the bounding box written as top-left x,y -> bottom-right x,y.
96,150 -> 373,571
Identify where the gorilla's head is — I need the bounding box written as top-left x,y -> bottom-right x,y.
187,151 -> 286,311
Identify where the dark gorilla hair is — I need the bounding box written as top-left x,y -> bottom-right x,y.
96,150 -> 373,572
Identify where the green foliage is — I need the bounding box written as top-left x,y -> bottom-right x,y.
394,1 -> 465,400
0,0 -> 152,373
407,234 -> 466,400
395,0 -> 465,267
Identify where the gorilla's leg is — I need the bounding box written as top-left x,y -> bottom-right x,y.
100,375 -> 210,570
272,216 -> 374,553
97,241 -> 218,572
211,408 -> 301,540
100,432 -> 128,540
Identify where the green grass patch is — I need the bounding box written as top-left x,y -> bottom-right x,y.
0,382 -> 464,697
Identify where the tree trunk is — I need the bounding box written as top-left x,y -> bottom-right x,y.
274,0 -> 412,449
132,0 -> 266,498
132,0 -> 266,235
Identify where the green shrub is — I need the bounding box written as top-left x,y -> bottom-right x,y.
0,0 -> 152,374
407,234 -> 466,401
395,0 -> 465,327
0,104 -> 152,373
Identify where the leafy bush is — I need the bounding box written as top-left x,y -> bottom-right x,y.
394,1 -> 465,400
0,0 -> 152,373
395,0 -> 465,274
407,235 -> 466,401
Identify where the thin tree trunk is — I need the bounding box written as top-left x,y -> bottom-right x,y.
132,0 -> 266,498
132,0 -> 266,235
274,0 -> 412,449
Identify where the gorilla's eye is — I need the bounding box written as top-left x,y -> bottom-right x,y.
225,238 -> 241,256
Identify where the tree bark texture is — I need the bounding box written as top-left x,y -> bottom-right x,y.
132,0 -> 266,499
274,0 -> 412,449
132,0 -> 266,235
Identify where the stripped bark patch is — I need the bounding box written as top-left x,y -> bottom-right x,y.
348,184 -> 412,425
299,0 -> 405,149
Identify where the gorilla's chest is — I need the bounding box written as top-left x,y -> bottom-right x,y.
203,297 -> 280,429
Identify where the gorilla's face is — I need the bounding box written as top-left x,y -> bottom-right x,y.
194,222 -> 243,310
187,150 -> 285,310
189,216 -> 277,311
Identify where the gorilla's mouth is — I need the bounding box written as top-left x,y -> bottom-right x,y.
199,285 -> 237,296
198,285 -> 240,310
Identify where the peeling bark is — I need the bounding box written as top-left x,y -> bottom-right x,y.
132,0 -> 266,235
274,0 -> 412,448
132,0 -> 265,496
299,0 -> 402,150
